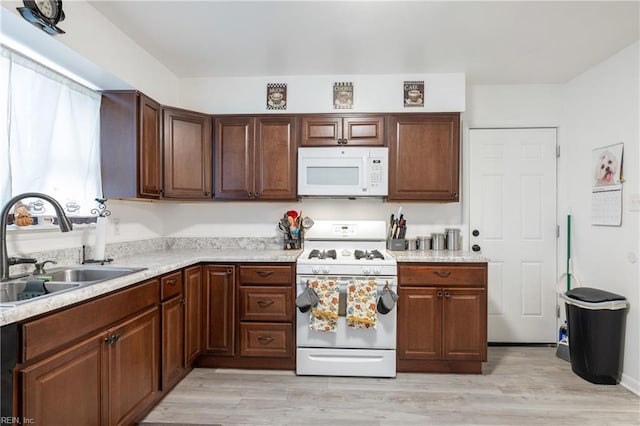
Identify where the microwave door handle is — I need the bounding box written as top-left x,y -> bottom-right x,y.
361,155 -> 368,193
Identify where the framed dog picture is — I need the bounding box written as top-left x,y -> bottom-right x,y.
592,143 -> 623,187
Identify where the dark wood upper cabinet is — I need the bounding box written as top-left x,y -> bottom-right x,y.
163,108 -> 213,199
300,114 -> 385,146
100,91 -> 162,199
387,113 -> 460,201
214,116 -> 297,200
139,95 -> 163,197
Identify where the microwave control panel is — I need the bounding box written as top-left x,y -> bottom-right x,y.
368,158 -> 386,189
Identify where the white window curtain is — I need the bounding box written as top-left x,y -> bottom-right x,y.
0,45 -> 102,217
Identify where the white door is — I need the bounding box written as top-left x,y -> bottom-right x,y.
469,128 -> 557,343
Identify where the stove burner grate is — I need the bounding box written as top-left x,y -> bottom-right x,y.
308,249 -> 337,260
354,249 -> 385,260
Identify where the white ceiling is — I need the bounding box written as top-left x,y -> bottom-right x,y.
88,1 -> 639,84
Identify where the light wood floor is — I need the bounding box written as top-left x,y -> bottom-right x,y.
140,347 -> 640,426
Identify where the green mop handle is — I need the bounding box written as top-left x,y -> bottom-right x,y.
567,214 -> 571,292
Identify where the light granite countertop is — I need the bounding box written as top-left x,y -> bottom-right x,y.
1,247 -> 487,326
0,248 -> 301,326
389,250 -> 489,263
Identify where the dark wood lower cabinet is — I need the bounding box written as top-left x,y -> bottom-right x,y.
161,296 -> 185,391
20,334 -> 104,426
19,306 -> 160,426
397,263 -> 487,374
197,263 -> 296,370
107,307 -> 160,426
184,265 -> 203,366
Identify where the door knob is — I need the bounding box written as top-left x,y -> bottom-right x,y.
472,229 -> 480,237
472,244 -> 481,252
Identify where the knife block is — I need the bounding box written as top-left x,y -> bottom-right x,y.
387,239 -> 406,251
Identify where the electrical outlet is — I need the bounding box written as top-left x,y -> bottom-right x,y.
112,218 -> 120,236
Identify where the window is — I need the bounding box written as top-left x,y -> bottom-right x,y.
0,45 -> 102,220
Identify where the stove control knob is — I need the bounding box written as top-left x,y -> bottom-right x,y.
341,249 -> 351,257
362,268 -> 371,276
312,267 -> 320,274
373,268 -> 382,275
322,267 -> 330,275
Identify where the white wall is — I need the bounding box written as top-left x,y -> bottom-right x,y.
178,73 -> 465,113
561,41 -> 640,394
1,1 -> 179,104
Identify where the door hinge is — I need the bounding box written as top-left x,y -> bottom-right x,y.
556,225 -> 560,238
556,145 -> 560,158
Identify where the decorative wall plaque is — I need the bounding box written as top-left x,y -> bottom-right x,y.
403,80 -> 424,107
267,83 -> 287,109
333,82 -> 353,109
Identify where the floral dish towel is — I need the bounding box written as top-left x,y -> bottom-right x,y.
347,280 -> 377,329
309,279 -> 339,332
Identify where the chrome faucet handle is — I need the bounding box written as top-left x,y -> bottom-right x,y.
33,260 -> 57,275
8,257 -> 38,266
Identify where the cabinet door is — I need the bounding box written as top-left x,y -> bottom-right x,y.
397,287 -> 441,360
138,94 -> 162,197
388,113 -> 460,201
163,108 -> 213,199
442,288 -> 487,361
299,115 -> 342,146
214,117 -> 254,199
254,116 -> 297,199
343,115 -> 385,146
107,307 -> 159,426
203,265 -> 235,355
184,265 -> 203,366
162,296 -> 185,391
20,334 -> 106,426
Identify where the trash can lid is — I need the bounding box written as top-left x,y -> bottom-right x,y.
566,287 -> 626,303
561,287 -> 628,310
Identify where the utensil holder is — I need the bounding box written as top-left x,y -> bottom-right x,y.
387,239 -> 406,251
284,232 -> 303,250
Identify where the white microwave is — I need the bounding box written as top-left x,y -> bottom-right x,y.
297,147 -> 388,197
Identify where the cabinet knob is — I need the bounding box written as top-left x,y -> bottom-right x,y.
472,244 -> 481,252
257,300 -> 274,308
226,268 -> 233,276
444,291 -> 451,298
437,291 -> 443,298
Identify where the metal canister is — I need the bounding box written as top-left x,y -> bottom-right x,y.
445,228 -> 461,251
431,233 -> 446,250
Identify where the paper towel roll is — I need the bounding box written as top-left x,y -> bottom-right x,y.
94,216 -> 107,260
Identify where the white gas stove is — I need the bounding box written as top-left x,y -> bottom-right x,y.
297,221 -> 397,275
296,220 -> 398,378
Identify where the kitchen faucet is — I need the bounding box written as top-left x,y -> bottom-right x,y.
1,193 -> 73,281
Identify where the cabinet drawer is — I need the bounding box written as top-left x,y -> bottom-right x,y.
22,279 -> 159,362
240,287 -> 292,321
239,323 -> 293,358
239,265 -> 293,285
161,271 -> 183,301
399,264 -> 486,287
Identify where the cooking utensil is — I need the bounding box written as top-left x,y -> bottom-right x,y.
302,216 -> 314,229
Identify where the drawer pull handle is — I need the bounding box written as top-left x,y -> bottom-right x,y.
257,300 -> 274,308
433,271 -> 451,278
166,279 -> 177,285
256,270 -> 274,277
257,336 -> 274,344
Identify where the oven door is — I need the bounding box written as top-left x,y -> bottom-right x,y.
296,275 -> 397,350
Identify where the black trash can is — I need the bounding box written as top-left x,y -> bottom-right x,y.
560,287 -> 628,384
